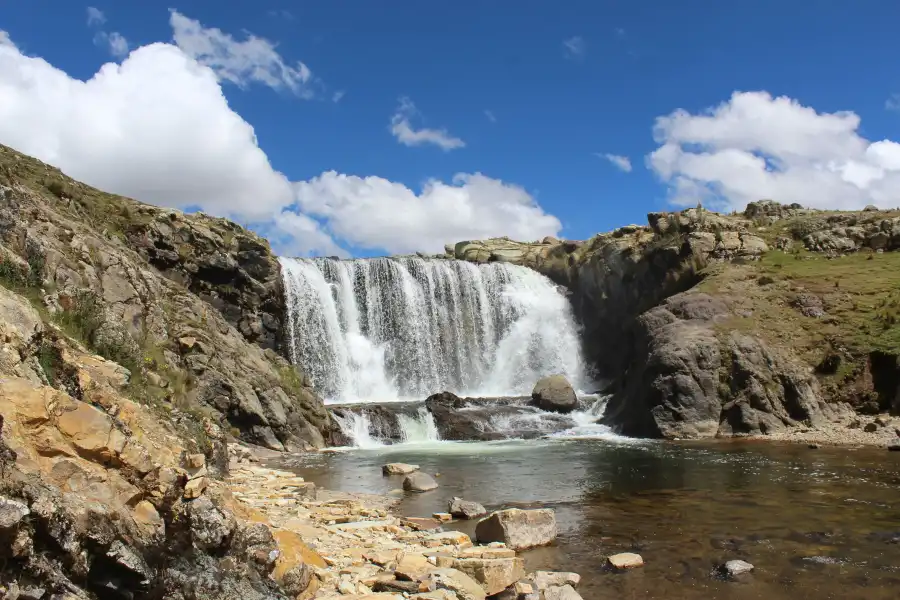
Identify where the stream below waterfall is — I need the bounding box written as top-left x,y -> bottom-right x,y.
276,439 -> 900,600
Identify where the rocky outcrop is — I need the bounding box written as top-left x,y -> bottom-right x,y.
0,145 -> 335,450
602,292 -> 850,438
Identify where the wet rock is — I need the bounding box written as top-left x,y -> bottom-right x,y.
433,512 -> 453,522
719,559 -> 754,579
475,509 -> 557,551
404,472 -> 439,492
449,497 -> 487,520
532,571 -> 581,590
544,585 -> 584,600
607,553 -> 643,569
532,375 -> 577,413
383,463 -> 420,475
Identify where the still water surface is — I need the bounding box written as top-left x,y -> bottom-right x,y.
277,439 -> 900,599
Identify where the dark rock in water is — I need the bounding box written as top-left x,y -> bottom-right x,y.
801,556 -> 845,566
425,391 -> 575,441
449,497 -> 487,519
532,375 -> 577,413
866,531 -> 900,544
808,443 -> 819,449
888,445 -> 900,452
403,472 -> 438,492
718,559 -> 754,579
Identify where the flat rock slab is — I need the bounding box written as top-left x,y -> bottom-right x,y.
402,517 -> 443,532
425,531 -> 472,548
544,584 -> 584,600
607,552 -> 643,569
328,519 -> 396,531
533,571 -> 581,589
383,463 -> 420,475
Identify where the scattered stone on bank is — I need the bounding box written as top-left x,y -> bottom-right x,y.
183,475 -> 208,499
720,559 -> 755,578
532,571 -> 581,590
404,472 -> 439,492
449,497 -> 487,519
433,512 -> 454,522
384,462 -> 420,475
451,556 -> 524,595
425,568 -> 487,600
543,584 -> 584,600
531,374 -> 577,413
475,508 -> 557,550
607,552 -> 644,569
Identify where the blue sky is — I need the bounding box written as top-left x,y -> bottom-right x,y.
2,1 -> 900,257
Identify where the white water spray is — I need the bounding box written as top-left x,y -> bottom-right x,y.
280,257 -> 586,404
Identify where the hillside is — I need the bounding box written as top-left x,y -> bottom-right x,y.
451,201 -> 900,442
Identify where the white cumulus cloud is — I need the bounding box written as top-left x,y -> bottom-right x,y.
648,91 -> 900,211
94,31 -> 129,58
169,10 -> 314,97
86,7 -> 106,26
390,97 -> 465,151
294,172 -> 561,254
599,153 -> 632,172
0,23 -> 562,258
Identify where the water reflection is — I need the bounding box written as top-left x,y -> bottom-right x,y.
276,439 -> 900,600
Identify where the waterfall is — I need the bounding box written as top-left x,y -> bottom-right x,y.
331,405 -> 441,447
280,256 -> 586,404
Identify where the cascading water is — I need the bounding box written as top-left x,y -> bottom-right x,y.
280,256 -> 586,404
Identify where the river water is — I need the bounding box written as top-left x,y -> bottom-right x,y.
278,438 -> 900,600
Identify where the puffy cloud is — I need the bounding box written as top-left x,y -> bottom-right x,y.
0,29 -> 300,222
390,97 -> 465,151
294,172 -> 561,254
169,10 -> 313,97
599,153 -> 632,172
648,91 -> 900,211
563,36 -> 586,60
94,31 -> 129,58
86,7 -> 106,26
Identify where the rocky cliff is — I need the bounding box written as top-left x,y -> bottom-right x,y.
451,202 -> 900,440
0,144 -> 335,452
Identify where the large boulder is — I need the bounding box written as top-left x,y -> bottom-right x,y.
475,509 -> 557,551
532,375 -> 577,413
452,557 -> 525,595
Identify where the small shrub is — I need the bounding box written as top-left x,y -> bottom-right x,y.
46,180 -> 67,198
757,275 -> 775,286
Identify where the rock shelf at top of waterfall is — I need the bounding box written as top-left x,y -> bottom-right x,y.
279,256 -> 587,404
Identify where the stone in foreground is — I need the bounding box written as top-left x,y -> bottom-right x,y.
544,584 -> 584,600
449,497 -> 487,519
452,557 -> 525,595
425,568 -> 487,600
607,552 -> 643,569
404,472 -> 439,492
720,559 -> 754,578
532,374 -> 577,413
383,462 -> 420,475
475,508 -> 557,551
532,571 -> 581,589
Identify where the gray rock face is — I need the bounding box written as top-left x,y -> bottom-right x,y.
475,509 -> 557,551
448,497 -> 487,519
403,472 -> 439,492
0,497 -> 29,532
602,292 -> 846,438
186,495 -> 237,552
532,375 -> 577,413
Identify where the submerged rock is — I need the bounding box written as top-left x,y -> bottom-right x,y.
449,497 -> 487,519
607,552 -> 644,569
532,375 -> 577,413
544,585 -> 584,600
403,472 -> 439,492
475,509 -> 557,550
719,559 -> 754,578
383,462 -> 420,475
